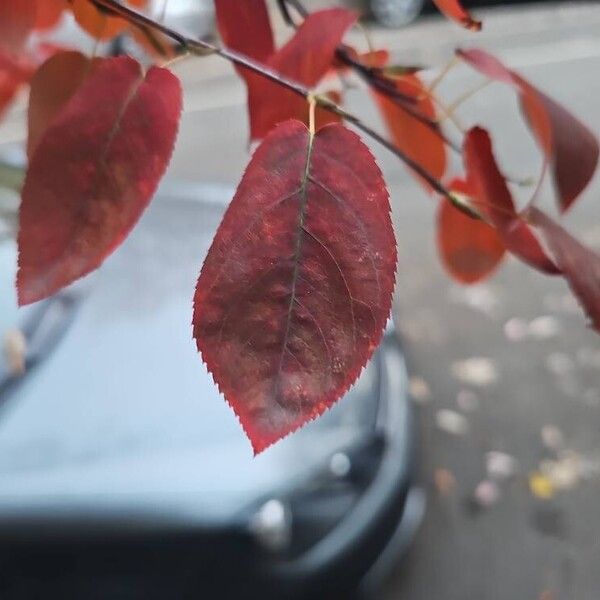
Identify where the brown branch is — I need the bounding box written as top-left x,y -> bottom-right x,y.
90,0 -> 470,214
277,0 -> 461,154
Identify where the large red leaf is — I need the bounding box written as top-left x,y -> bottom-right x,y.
372,73 -> 447,193
437,179 -> 505,284
27,51 -> 95,157
0,0 -> 37,52
432,0 -> 481,30
463,127 -> 559,275
18,56 -> 182,305
214,0 -> 274,67
193,120 -> 396,453
458,48 -> 599,212
246,8 -> 356,140
529,208 -> 600,333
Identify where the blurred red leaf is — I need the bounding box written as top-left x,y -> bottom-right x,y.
0,40 -> 70,125
463,127 -> 559,275
27,51 -> 95,157
70,0 -> 128,40
458,48 -> 599,212
34,0 -> 67,30
0,0 -> 37,52
529,208 -> 600,333
437,179 -> 505,284
432,0 -> 481,30
193,120 -> 396,453
0,52 -> 34,121
373,73 -> 447,192
215,0 -> 274,69
246,8 -> 356,140
18,56 -> 182,305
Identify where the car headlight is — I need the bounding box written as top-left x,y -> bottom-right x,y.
249,434 -> 385,557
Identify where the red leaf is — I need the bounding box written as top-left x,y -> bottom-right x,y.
529,208 -> 600,333
0,52 -> 34,121
432,0 -> 482,30
34,0 -> 66,30
0,0 -> 37,52
214,0 -> 274,67
458,48 -> 599,212
463,127 -> 559,275
193,120 -> 396,453
372,73 -> 447,192
70,0 -> 128,40
437,179 -> 505,284
27,51 -> 95,157
18,56 -> 182,305
247,9 -> 356,140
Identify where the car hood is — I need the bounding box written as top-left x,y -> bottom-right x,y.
0,184 -> 381,526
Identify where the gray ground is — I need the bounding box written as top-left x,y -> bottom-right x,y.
166,4 -> 600,598
1,2 -> 600,598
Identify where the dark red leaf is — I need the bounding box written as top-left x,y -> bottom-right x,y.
0,0 -> 37,52
458,48 -> 599,212
246,8 -> 356,140
372,73 -> 447,192
18,56 -> 182,305
27,51 -> 95,157
529,208 -> 600,333
432,0 -> 481,30
193,120 -> 396,453
214,0 -> 274,68
437,179 -> 505,284
463,127 -> 559,275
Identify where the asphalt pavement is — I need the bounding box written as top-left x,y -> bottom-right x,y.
162,3 -> 600,598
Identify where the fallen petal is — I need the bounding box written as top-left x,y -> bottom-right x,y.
436,409 -> 469,436
486,451 -> 518,481
451,357 -> 498,387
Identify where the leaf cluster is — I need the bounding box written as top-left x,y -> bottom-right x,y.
1,0 -> 598,452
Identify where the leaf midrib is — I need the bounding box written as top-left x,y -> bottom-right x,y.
275,128 -> 315,399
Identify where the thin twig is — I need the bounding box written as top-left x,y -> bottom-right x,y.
426,56 -> 459,96
277,0 -> 297,28
445,79 -> 492,116
282,0 -> 308,18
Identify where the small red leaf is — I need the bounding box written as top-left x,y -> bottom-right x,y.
34,0 -> 66,30
214,0 -> 274,67
247,9 -> 356,140
529,208 -> 600,333
27,51 -> 94,157
437,180 -> 505,284
70,0 -> 128,40
432,0 -> 481,30
0,0 -> 37,52
463,127 -> 559,275
18,56 -> 182,305
0,51 -> 34,120
458,48 -> 599,212
193,120 -> 396,453
372,73 -> 447,192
